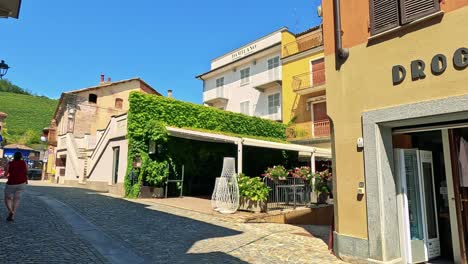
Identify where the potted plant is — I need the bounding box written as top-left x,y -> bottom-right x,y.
313,170 -> 332,204
263,165 -> 288,181
238,173 -> 270,213
292,166 -> 314,201
140,160 -> 169,198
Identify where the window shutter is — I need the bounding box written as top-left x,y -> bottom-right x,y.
399,0 -> 440,24
369,0 -> 400,35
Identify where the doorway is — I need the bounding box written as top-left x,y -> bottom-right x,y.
393,130 -> 455,263
448,127 -> 468,263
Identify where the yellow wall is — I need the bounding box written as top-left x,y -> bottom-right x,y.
326,6 -> 468,239
281,31 -> 325,125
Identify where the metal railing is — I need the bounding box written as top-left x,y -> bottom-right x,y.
286,120 -> 331,140
283,32 -> 323,57
203,87 -> 227,103
292,69 -> 326,93
263,177 -> 312,211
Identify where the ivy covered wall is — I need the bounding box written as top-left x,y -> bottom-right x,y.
125,92 -> 288,197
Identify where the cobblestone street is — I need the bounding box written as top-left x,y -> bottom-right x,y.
0,181 -> 345,264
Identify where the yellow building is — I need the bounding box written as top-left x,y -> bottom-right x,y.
281,26 -> 330,151
322,0 -> 468,263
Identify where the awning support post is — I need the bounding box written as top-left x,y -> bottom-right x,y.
237,141 -> 243,174
311,152 -> 316,173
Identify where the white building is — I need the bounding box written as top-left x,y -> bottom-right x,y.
196,27 -> 288,122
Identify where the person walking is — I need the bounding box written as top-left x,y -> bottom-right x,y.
4,152 -> 28,222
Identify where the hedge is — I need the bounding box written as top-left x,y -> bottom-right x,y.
125,92 -> 287,197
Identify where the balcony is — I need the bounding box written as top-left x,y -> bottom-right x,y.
254,106 -> 282,122
286,119 -> 330,140
283,32 -> 323,57
292,69 -> 326,95
253,68 -> 282,92
203,87 -> 228,106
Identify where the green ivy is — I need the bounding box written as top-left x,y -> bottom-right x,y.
125,92 -> 287,197
143,159 -> 169,188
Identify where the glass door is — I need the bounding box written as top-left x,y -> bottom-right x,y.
419,151 -> 441,259
395,149 -> 441,263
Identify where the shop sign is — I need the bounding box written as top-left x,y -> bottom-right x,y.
392,47 -> 467,85
231,44 -> 257,61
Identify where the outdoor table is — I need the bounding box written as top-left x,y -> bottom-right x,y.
275,184 -> 306,208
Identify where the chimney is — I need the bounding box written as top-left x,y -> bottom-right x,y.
107,77 -> 111,83
100,74 -> 105,83
167,89 -> 173,98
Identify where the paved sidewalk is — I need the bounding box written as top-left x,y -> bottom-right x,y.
0,183 -> 107,264
0,181 -> 345,263
27,182 -> 344,264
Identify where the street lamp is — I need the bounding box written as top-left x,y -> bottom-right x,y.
0,60 -> 9,79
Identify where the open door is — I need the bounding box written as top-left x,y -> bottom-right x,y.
395,149 -> 441,263
419,150 -> 441,259
448,129 -> 468,263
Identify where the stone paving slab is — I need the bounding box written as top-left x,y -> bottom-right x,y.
26,182 -> 346,264
0,183 -> 108,264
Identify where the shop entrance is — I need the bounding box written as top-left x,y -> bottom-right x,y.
448,128 -> 468,264
393,130 -> 458,263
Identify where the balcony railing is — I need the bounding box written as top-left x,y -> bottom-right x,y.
286,120 -> 330,140
313,119 -> 330,138
292,69 -> 326,94
283,32 -> 323,57
253,106 -> 282,121
203,87 -> 228,105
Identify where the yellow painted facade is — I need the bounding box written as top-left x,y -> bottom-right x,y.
325,6 -> 468,240
281,29 -> 329,147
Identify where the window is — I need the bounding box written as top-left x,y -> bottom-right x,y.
115,98 -> 123,109
240,101 -> 250,115
370,0 -> 440,35
216,77 -> 224,87
240,68 -> 250,85
268,93 -> 280,114
88,93 -> 97,104
268,57 -> 280,70
112,147 -> 120,184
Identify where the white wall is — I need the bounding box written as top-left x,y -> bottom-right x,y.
87,138 -> 128,185
203,50 -> 282,120
211,28 -> 285,69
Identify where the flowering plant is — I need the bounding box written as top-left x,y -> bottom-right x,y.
291,166 -> 313,181
263,165 -> 288,180
313,170 -> 332,194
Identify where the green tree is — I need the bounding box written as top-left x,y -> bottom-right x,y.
0,79 -> 31,95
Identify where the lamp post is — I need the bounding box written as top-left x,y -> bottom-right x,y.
0,60 -> 9,79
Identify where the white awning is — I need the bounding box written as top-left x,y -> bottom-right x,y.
166,126 -> 331,157
166,127 -> 240,144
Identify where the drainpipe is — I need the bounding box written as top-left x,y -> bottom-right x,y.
333,0 -> 349,62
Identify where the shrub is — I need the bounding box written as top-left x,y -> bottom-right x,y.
143,160 -> 169,188
238,173 -> 270,202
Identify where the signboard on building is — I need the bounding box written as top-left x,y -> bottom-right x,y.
231,44 -> 257,61
392,47 -> 467,85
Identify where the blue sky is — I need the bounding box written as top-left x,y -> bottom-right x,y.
1,0 -> 322,103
